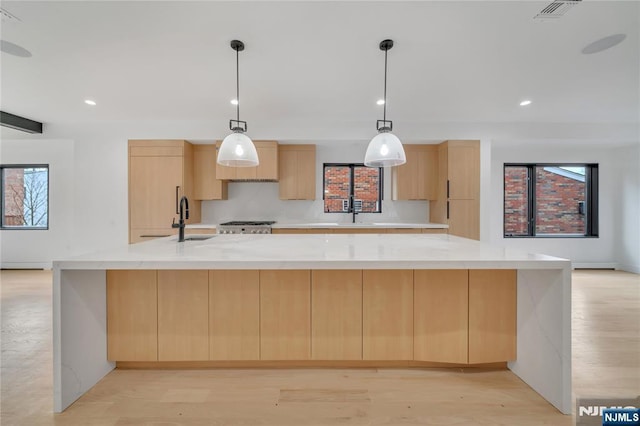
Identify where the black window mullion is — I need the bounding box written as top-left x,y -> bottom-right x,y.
528,165 -> 536,237
586,165 -> 599,237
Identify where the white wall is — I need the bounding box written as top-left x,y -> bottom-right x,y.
1,121 -> 637,271
614,143 -> 640,273
201,141 -> 429,224
489,142 -> 629,268
0,140 -> 75,268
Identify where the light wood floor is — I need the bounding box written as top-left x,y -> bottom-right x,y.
1,269 -> 638,425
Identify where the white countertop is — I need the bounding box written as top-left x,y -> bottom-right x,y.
186,222 -> 448,229
271,222 -> 448,229
54,234 -> 568,270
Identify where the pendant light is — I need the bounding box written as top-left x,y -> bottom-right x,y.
364,39 -> 406,167
217,40 -> 259,167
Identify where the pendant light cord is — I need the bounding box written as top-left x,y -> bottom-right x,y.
236,47 -> 240,122
383,47 -> 388,122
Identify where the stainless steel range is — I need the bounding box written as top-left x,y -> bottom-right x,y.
217,221 -> 276,234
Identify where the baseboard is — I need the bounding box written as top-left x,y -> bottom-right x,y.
1,262 -> 52,270
572,263 -> 618,270
116,360 -> 509,370
618,264 -> 640,274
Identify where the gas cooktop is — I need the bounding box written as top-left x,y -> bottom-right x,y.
217,221 -> 276,234
219,221 -> 276,226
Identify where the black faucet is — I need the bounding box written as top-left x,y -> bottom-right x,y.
350,194 -> 358,223
172,196 -> 189,242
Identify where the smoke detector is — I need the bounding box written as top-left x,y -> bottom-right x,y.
534,0 -> 581,21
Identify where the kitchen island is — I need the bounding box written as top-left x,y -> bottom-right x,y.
53,233 -> 571,414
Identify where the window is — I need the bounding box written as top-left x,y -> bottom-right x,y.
504,164 -> 598,237
323,164 -> 383,213
1,165 -> 49,229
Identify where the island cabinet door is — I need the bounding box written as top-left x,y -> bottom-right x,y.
260,270 -> 311,360
107,270 -> 158,361
209,270 -> 260,360
311,270 -> 363,360
363,270 -> 414,360
413,270 -> 469,363
468,270 -> 517,364
157,270 -> 209,361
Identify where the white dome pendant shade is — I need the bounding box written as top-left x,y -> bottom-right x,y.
217,40 -> 259,167
364,131 -> 406,167
364,39 -> 406,168
217,132 -> 259,166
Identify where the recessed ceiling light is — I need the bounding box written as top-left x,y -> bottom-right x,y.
84,99 -> 96,106
519,100 -> 532,106
582,34 -> 626,55
230,99 -> 238,105
376,99 -> 385,105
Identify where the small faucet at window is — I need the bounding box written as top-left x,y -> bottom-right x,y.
172,196 -> 189,242
349,195 -> 359,223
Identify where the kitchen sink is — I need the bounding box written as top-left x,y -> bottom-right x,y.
183,235 -> 215,241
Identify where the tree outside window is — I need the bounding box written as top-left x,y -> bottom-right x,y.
1,166 -> 49,229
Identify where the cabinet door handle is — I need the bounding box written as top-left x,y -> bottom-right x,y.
446,201 -> 450,219
140,234 -> 170,238
175,186 -> 180,214
446,180 -> 450,198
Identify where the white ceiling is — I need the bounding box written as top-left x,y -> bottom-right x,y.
1,1 -> 638,142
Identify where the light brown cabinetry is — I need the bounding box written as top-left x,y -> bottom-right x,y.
192,145 -> 228,200
209,270 -> 260,360
311,270 -> 362,360
331,228 -> 387,234
106,268 -> 515,365
157,270 -> 209,361
128,140 -> 201,244
422,228 -> 447,234
215,140 -> 278,181
468,269 -> 517,364
414,270 -> 468,363
392,144 -> 438,200
279,144 -> 316,200
107,270 -> 158,361
260,270 -> 311,360
430,140 -> 480,240
362,270 -> 414,360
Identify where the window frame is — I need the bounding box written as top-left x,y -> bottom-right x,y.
1,164 -> 50,230
503,163 -> 598,238
322,163 -> 384,214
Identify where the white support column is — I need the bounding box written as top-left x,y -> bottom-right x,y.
508,267 -> 572,414
53,269 -> 115,412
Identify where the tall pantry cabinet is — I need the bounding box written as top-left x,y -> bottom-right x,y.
430,140 -> 480,240
128,140 -> 201,244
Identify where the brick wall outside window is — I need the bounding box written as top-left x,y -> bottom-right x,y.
504,167 -> 528,235
535,168 -> 585,234
324,165 -> 381,213
504,166 -> 585,235
3,168 -> 25,226
354,167 -> 381,212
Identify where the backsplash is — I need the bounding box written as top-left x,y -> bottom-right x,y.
200,181 -> 429,224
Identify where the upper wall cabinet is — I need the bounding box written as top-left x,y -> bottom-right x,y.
392,144 -> 438,200
192,145 -> 228,200
279,144 -> 316,200
128,140 -> 201,244
430,140 -> 480,240
215,140 -> 279,181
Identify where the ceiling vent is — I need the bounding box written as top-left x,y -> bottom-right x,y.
534,0 -> 581,21
0,8 -> 21,24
